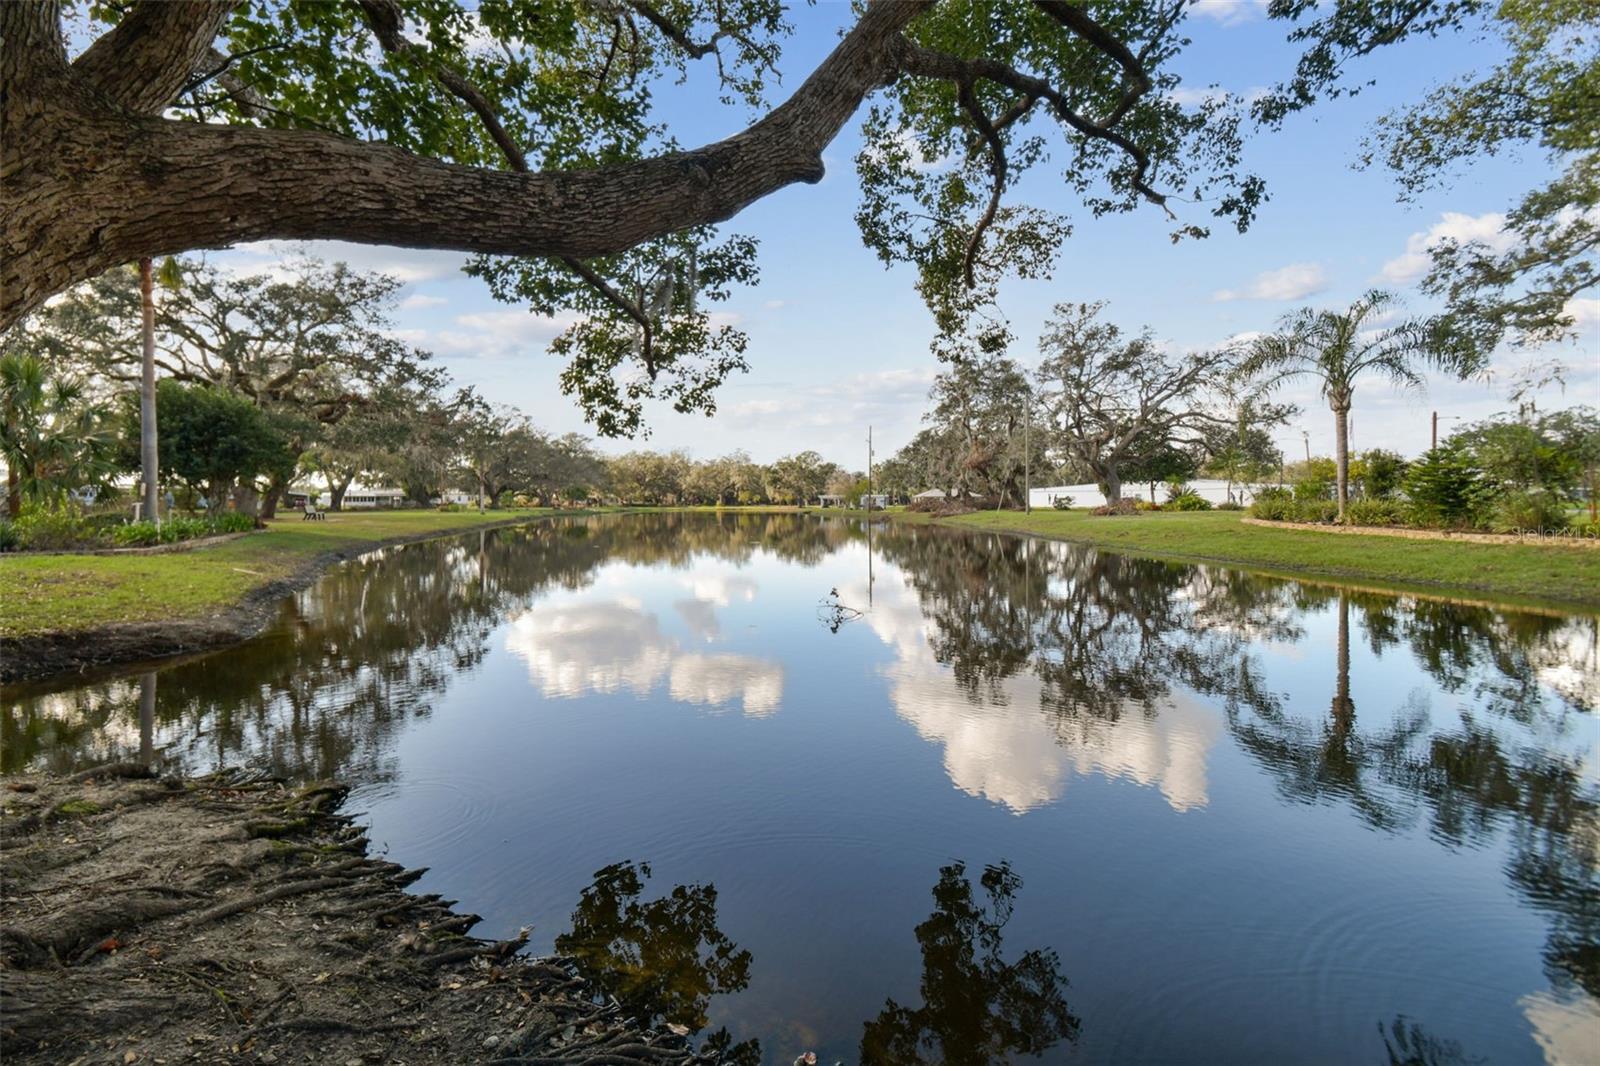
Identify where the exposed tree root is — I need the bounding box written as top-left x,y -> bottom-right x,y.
0,768 -> 727,1064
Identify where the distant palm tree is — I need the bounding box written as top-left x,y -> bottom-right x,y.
1246,290 -> 1467,519
0,348 -> 114,517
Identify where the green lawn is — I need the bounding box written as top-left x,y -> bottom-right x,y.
937,509 -> 1600,611
0,508 -> 578,637
4,505 -> 1595,640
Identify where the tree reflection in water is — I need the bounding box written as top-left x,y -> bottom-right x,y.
4,513 -> 1596,1034
860,861 -> 1079,1065
1379,1015 -> 1486,1066
1,514 -> 859,778
554,861 -> 760,1064
864,523 -> 1598,1005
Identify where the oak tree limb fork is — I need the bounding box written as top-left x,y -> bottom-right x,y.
0,0 -> 1167,332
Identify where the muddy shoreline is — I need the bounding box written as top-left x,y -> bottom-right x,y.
0,765 -> 720,1065
0,514 -> 556,686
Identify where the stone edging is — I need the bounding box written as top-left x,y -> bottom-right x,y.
1241,516 -> 1600,549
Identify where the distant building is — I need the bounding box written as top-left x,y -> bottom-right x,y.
911,489 -> 948,501
288,483 -> 408,510
858,493 -> 889,509
1027,479 -> 1265,510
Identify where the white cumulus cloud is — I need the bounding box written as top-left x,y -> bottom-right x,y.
1378,211 -> 1513,285
1213,262 -> 1329,302
1189,0 -> 1269,25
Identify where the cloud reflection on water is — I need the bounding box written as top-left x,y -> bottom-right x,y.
505,572 -> 783,718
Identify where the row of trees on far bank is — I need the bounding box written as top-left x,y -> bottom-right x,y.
0,256 -> 873,536
882,286 -> 1598,529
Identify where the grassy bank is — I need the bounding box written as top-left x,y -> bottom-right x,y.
935,509 -> 1600,611
0,508 -> 582,637
4,504 -> 1595,646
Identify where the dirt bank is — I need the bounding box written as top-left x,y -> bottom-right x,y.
0,514 -> 553,685
0,765 -> 723,1065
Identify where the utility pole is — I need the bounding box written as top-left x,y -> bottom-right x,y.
866,425 -> 874,511
1431,411 -> 1459,450
138,258 -> 160,526
1302,430 -> 1311,464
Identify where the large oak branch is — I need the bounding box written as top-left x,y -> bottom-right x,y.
1,0 -> 927,330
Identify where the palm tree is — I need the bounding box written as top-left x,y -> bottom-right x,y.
0,348 -> 114,517
1246,290 -> 1464,519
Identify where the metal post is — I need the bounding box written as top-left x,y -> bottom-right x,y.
139,259 -> 160,527
867,425 -> 874,511
1432,410 -> 1438,451
1023,391 -> 1031,513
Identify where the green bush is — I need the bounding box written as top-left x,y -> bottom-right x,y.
0,520 -> 17,552
1294,500 -> 1341,524
13,500 -> 98,550
1216,500 -> 1244,511
1488,490 -> 1571,534
1344,498 -> 1410,527
209,512 -> 256,534
1133,498 -> 1163,511
1405,447 -> 1492,528
109,512 -> 251,547
1167,491 -> 1212,511
1248,488 -> 1294,521
111,521 -> 162,547
437,502 -> 466,513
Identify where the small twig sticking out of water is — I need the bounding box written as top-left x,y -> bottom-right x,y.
817,588 -> 863,634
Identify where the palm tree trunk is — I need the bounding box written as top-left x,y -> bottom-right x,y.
1333,403 -> 1351,520
1331,592 -> 1354,735
6,464 -> 19,519
139,258 -> 160,526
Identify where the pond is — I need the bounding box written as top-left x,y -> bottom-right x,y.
4,513 -> 1597,1064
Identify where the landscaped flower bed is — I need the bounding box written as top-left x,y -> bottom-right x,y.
0,504 -> 256,553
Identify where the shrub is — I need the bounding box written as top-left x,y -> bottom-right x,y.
1570,519 -> 1600,539
1405,447 -> 1492,528
13,500 -> 98,550
0,520 -> 17,552
1051,495 -> 1074,510
1344,498 -> 1409,527
1294,500 -> 1340,524
1248,488 -> 1294,521
1133,499 -> 1163,511
1091,498 -> 1140,516
111,521 -> 162,547
1167,491 -> 1212,511
437,502 -> 466,512
1360,449 -> 1409,499
1293,479 -> 1331,503
1216,500 -> 1244,511
209,512 -> 256,534
1487,490 -> 1571,534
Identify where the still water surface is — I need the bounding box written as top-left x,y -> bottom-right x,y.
5,513 -> 1598,1064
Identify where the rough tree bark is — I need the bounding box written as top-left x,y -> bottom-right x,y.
1331,393 -> 1352,520
0,0 -> 931,330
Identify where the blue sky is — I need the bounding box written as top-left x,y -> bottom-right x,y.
218,0 -> 1598,468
